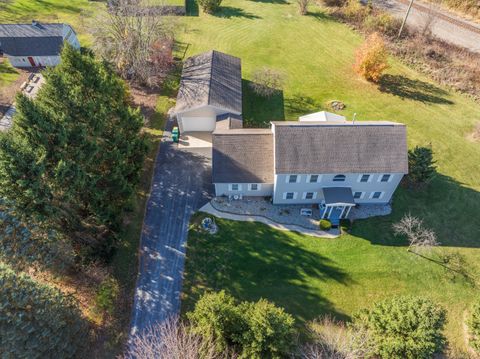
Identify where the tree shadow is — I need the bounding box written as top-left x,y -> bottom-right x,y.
242,79 -> 285,128
379,74 -> 454,105
284,93 -> 323,118
350,173 -> 480,249
185,0 -> 199,16
248,0 -> 288,4
214,6 -> 262,19
182,215 -> 353,324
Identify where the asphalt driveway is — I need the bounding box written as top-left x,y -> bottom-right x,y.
129,122 -> 212,336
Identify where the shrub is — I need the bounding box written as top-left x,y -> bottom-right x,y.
187,290 -> 242,351
197,0 -> 223,14
340,219 -> 351,232
468,298 -> 480,352
351,296 -> 446,359
354,32 -> 389,83
188,291 -> 296,358
250,67 -> 286,97
235,299 -> 296,358
95,277 -> 120,316
363,13 -> 402,38
0,263 -> 88,358
320,219 -> 332,231
322,0 -> 347,7
342,0 -> 371,24
408,145 -> 437,185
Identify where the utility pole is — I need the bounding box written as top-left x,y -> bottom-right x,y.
398,0 -> 414,38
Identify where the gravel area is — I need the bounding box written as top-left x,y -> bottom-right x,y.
349,203 -> 392,220
211,197 -> 321,230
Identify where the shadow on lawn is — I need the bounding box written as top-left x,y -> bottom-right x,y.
248,0 -> 288,4
379,74 -> 454,105
351,173 -> 480,249
183,218 -> 352,323
215,6 -> 261,19
242,79 -> 285,127
185,0 -> 199,16
284,93 -> 323,118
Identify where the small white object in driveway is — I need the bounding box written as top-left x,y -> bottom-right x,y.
300,208 -> 312,216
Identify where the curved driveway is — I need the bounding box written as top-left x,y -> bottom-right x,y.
129,122 -> 212,336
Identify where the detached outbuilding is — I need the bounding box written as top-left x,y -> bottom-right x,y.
174,50 -> 242,133
0,21 -> 80,68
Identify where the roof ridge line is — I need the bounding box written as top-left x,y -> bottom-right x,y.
207,50 -> 215,107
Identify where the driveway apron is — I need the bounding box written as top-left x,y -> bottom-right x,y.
129,121 -> 212,336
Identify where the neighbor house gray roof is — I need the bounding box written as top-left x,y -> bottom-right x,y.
0,23 -> 67,56
212,129 -> 274,183
175,50 -> 242,114
272,121 -> 408,174
323,187 -> 355,205
215,113 -> 243,130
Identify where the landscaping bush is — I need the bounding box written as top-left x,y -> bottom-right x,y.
408,145 -> 437,185
0,263 -> 89,358
235,299 -> 296,358
468,298 -> 480,352
319,219 -> 332,231
351,296 -> 446,359
188,291 -> 296,358
322,0 -> 347,7
340,218 -> 351,232
354,32 -> 389,83
187,290 -> 242,351
341,0 -> 371,24
363,13 -> 402,38
197,0 -> 223,14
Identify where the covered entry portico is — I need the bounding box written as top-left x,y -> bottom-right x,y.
321,187 -> 356,225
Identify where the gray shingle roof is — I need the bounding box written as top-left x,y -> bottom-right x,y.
273,121 -> 408,174
212,129 -> 274,183
175,50 -> 242,114
0,23 -> 66,56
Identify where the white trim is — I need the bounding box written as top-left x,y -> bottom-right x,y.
248,183 -> 261,191
229,184 -> 242,191
307,174 -> 321,183
369,191 -> 385,200
357,174 -> 372,183
302,192 -> 317,200
175,104 -> 242,117
377,174 -> 393,183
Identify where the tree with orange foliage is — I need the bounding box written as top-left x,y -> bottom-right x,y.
354,32 -> 389,83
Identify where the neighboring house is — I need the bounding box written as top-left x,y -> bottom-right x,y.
174,50 -> 242,133
0,21 -> 79,68
175,51 -> 408,222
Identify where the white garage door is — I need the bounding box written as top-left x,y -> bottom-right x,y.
180,116 -> 217,132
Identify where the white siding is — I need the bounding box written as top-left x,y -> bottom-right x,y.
8,55 -> 60,67
214,183 -> 274,197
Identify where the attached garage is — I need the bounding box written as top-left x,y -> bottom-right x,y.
174,50 -> 243,133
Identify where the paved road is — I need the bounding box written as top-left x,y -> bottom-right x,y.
373,0 -> 480,53
129,121 -> 212,337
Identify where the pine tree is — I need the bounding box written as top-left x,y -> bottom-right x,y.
407,145 -> 437,185
0,45 -> 147,257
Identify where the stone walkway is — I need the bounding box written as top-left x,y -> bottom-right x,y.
200,203 -> 340,238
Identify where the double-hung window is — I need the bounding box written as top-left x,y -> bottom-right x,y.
304,192 -> 315,200
353,191 -> 363,199
380,174 -> 391,182
285,192 -> 295,200
230,184 -> 240,191
249,184 -> 260,191
371,191 -> 383,199
309,175 -> 319,183
359,174 -> 371,183
288,175 -> 298,183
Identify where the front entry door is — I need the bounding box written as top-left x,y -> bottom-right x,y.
27,57 -> 35,66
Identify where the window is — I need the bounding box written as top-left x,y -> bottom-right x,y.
353,191 -> 363,199
309,174 -> 320,183
249,184 -> 260,191
304,192 -> 315,200
380,174 -> 391,182
359,174 -> 371,183
288,175 -> 298,183
229,184 -> 241,191
333,174 -> 346,182
284,192 -> 295,200
371,191 -> 383,199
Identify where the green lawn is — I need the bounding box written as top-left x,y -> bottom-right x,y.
179,0 -> 480,353
0,60 -> 20,87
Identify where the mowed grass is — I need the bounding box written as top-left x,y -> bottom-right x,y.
179,0 -> 480,352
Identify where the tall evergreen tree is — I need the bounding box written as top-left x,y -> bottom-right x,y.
0,45 -> 147,256
407,145 -> 437,185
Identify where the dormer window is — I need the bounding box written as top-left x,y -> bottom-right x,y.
333,174 -> 346,182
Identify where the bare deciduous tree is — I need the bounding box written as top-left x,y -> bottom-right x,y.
393,214 -> 439,253
297,0 -> 310,15
92,0 -> 175,88
125,318 -> 236,359
299,316 -> 373,359
250,67 -> 286,97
